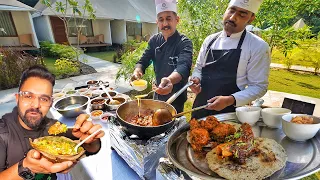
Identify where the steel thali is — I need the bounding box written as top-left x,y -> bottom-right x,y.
166,112 -> 320,179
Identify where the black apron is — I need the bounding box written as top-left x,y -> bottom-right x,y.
192,31 -> 246,119
153,34 -> 187,113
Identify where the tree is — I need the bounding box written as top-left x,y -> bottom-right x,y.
41,0 -> 96,61
177,0 -> 229,63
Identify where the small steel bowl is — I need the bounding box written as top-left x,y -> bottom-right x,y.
105,97 -> 126,111
90,97 -> 106,111
53,95 -> 89,118
101,91 -> 118,98
86,80 -> 99,87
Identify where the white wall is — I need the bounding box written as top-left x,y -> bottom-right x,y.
27,12 -> 39,48
142,22 -> 158,37
0,37 -> 20,46
92,19 -> 112,44
110,20 -> 126,44
0,11 -> 39,47
68,19 -> 113,45
33,15 -> 55,43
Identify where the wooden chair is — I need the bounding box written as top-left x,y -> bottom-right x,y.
18,34 -> 33,46
79,34 -> 88,44
94,34 -> 104,43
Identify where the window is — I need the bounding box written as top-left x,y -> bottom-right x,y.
0,11 -> 17,37
68,18 -> 93,37
126,22 -> 142,36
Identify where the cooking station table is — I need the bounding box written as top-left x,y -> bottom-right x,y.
49,107 -> 320,180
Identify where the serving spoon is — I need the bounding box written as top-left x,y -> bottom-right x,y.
152,103 -> 211,126
101,85 -> 121,105
135,90 -> 155,99
74,128 -> 103,152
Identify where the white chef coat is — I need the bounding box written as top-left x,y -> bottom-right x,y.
192,30 -> 271,106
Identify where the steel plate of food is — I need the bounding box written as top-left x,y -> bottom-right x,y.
165,114 -> 313,180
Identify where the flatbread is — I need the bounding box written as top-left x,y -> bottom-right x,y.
206,137 -> 287,180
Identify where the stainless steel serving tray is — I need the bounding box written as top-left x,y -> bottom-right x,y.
166,113 -> 320,180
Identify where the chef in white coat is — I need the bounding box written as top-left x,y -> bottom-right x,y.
190,0 -> 270,119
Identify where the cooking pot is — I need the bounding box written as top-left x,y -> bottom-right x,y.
115,81 -> 193,139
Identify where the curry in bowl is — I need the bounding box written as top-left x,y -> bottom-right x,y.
29,136 -> 85,162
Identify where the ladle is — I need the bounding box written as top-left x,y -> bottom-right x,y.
135,90 -> 155,99
74,128 -> 103,152
152,103 -> 210,126
101,85 -> 121,105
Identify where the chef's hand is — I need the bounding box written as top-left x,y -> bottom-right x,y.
72,114 -> 104,153
155,77 -> 173,95
206,96 -> 235,111
23,149 -> 74,174
189,77 -> 201,95
130,68 -> 143,82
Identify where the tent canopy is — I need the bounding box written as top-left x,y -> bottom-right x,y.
0,0 -> 36,11
292,18 -> 306,30
34,0 -> 156,23
246,25 -> 262,32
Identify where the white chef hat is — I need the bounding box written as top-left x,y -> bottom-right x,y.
228,0 -> 263,14
155,0 -> 177,15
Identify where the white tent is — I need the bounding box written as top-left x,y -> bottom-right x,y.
246,25 -> 262,32
292,18 -> 306,30
0,0 -> 36,11
34,0 -> 156,23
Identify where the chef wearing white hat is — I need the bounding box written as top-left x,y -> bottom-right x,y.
131,0 -> 193,113
190,0 -> 270,119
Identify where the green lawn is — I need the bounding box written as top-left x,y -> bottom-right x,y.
85,51 -> 115,62
271,49 -> 315,67
268,68 -> 320,99
43,57 -> 57,74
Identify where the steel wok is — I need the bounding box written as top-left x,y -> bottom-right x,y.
115,81 -> 193,139
116,99 -> 177,139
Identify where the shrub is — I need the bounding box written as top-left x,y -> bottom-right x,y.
113,40 -> 141,63
54,58 -> 80,78
116,41 -> 155,91
40,41 -> 81,59
0,49 -> 44,90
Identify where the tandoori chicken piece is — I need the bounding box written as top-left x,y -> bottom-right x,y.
200,116 -> 220,131
211,123 -> 236,143
190,128 -> 210,152
189,118 -> 201,130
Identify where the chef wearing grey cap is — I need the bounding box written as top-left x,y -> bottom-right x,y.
190,0 -> 271,119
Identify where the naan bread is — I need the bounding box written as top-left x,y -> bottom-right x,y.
206,137 -> 287,180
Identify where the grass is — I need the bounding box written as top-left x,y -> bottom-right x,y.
85,51 -> 116,62
268,68 -> 320,99
42,57 -> 57,74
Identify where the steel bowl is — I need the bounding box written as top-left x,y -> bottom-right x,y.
105,97 -> 127,111
116,99 -> 177,139
53,95 -> 89,118
90,97 -> 106,111
86,80 -> 99,87
101,91 -> 118,98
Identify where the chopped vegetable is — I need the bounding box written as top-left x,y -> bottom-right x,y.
48,122 -> 68,135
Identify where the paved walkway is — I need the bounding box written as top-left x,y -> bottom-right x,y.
270,63 -> 318,73
0,55 -> 319,117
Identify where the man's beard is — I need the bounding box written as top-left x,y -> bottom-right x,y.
18,105 -> 44,130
